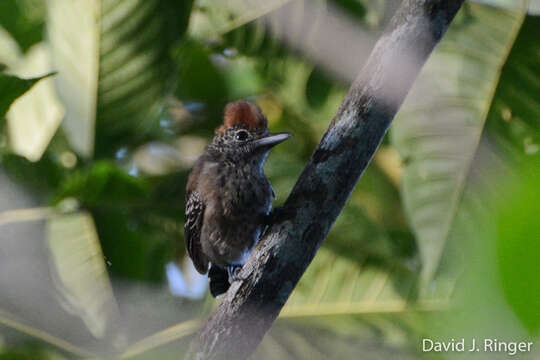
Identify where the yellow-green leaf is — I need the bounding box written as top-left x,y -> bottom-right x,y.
391,3 -> 526,289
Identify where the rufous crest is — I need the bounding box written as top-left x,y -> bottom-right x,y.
218,101 -> 268,134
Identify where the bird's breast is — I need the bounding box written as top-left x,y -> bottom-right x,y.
217,164 -> 272,220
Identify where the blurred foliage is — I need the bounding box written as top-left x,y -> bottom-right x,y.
0,347 -> 51,360
0,152 -> 65,196
0,0 -> 44,54
175,40 -> 228,123
0,72 -> 51,127
497,158 -> 540,335
55,162 -> 151,207
392,3 -> 526,289
0,0 -> 539,359
46,0 -> 194,158
329,0 -> 366,20
485,15 -> 540,160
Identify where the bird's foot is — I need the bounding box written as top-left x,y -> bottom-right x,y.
227,265 -> 246,283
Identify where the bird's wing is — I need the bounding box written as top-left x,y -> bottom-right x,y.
185,190 -> 209,274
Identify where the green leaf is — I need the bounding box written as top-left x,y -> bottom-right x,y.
56,161 -> 150,207
391,4 -> 526,289
417,145 -> 537,348
4,45 -> 65,162
0,0 -> 45,53
0,203 -> 105,356
497,158 -> 540,335
0,346 -> 64,360
176,41 -> 227,105
46,0 -> 194,158
328,0 -> 366,20
281,248 -> 454,318
174,40 -> 228,129
0,72 -> 52,122
258,318 -> 418,360
0,153 -> 65,195
47,211 -> 119,339
324,199 -> 415,269
485,15 -> 540,158
92,208 -> 172,282
486,17 -> 540,333
305,68 -> 333,109
54,161 -> 183,282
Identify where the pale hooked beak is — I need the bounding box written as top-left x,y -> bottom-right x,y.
252,132 -> 292,149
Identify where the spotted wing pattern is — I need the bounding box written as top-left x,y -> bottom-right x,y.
184,190 -> 208,274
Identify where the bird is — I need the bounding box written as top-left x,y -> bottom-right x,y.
184,100 -> 291,297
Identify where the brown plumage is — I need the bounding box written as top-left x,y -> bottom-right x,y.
218,101 -> 268,134
184,101 -> 291,297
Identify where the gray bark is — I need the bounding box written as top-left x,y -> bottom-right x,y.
187,0 -> 464,359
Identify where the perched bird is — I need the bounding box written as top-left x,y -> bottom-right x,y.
184,101 -> 291,297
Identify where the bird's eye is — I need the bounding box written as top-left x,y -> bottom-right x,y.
235,130 -> 249,141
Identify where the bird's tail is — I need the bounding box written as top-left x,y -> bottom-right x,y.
208,264 -> 230,297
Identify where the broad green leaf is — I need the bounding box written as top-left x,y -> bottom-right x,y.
281,248 -> 454,318
54,162 -> 174,282
55,162 -> 177,282
497,158 -> 540,334
486,20 -> 540,334
0,72 -> 52,122
485,15 -> 540,158
1,210 -> 118,356
419,144 -> 537,349
257,318 -> 418,360
0,204 -> 102,357
56,161 -> 150,207
47,0 -> 193,158
391,4 -> 526,289
92,208 -> 173,282
0,0 -> 45,53
174,40 -> 228,129
329,0 -> 366,20
0,338 -> 71,360
0,153 -> 65,195
176,42 -> 227,105
46,0 -> 99,158
6,45 -> 65,162
46,211 -> 119,339
305,67 -> 334,109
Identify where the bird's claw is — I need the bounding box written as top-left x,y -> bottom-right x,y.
227,265 -> 246,283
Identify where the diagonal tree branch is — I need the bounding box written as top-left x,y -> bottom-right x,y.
187,0 -> 464,359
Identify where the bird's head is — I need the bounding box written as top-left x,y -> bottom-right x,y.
209,101 -> 291,162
